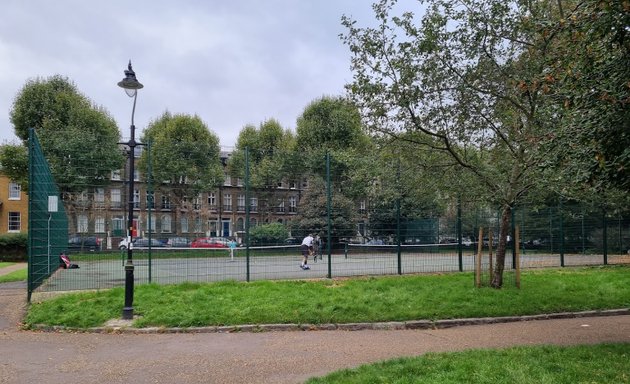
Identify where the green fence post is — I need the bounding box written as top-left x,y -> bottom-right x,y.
457,196 -> 463,272
147,140 -> 152,283
511,207 -> 516,269
27,128 -> 34,301
245,147 -> 250,282
558,199 -> 564,267
603,208 -> 608,265
326,152 -> 332,279
396,193 -> 402,275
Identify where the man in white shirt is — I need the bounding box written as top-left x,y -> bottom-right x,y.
300,234 -> 314,270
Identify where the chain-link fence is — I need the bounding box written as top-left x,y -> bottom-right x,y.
29,144 -> 630,295
27,129 -> 68,299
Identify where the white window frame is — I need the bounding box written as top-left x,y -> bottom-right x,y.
77,215 -> 88,233
161,214 -> 172,233
8,182 -> 21,200
95,216 -> 105,233
111,189 -> 122,209
111,169 -> 122,181
8,212 -> 20,232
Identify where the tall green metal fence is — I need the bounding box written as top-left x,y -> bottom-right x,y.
28,145 -> 630,295
27,129 -> 68,299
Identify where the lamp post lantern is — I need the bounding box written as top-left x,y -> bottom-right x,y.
118,60 -> 143,320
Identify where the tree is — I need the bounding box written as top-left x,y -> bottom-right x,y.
140,111 -> 223,234
9,75 -> 124,194
10,75 -> 124,232
543,0 -> 630,193
249,222 -> 289,245
0,144 -> 28,190
291,176 -> 356,243
342,0 -> 564,287
228,119 -> 299,223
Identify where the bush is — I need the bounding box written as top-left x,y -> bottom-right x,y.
249,223 -> 289,245
0,233 -> 27,261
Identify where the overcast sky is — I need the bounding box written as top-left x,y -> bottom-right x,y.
0,0 -> 407,148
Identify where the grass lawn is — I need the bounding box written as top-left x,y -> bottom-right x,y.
306,343 -> 630,384
0,268 -> 27,283
25,265 -> 630,329
0,262 -> 15,269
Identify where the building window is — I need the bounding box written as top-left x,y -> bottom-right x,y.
237,178 -> 243,186
236,218 -> 244,231
359,200 -> 367,214
146,190 -> 155,209
9,182 -> 21,200
162,194 -> 171,210
77,215 -> 88,233
289,196 -> 297,213
181,217 -> 189,233
94,188 -> 105,207
134,169 -> 140,181
194,217 -> 202,233
133,189 -> 140,209
193,194 -> 201,210
223,193 -> 232,212
161,215 -> 172,233
290,181 -> 297,189
8,212 -> 20,232
250,218 -> 257,227
112,216 -> 124,236
111,189 -> 121,209
207,192 -> 216,208
250,197 -> 258,213
111,170 -> 121,181
224,173 -> 231,186
95,216 -> 105,233
148,215 -> 156,233
277,200 -> 285,213
237,194 -> 245,212
78,190 -> 88,204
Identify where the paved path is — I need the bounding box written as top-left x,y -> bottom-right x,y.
1,275 -> 629,384
0,262 -> 27,276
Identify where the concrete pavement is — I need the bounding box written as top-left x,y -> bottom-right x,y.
1,273 -> 629,384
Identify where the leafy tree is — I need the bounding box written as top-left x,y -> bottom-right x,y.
342,0 -> 563,287
291,176 -> 356,243
228,119 -> 299,222
140,111 -> 223,233
0,144 -> 28,190
295,96 -> 371,186
9,75 -> 124,195
9,75 -> 124,232
542,0 -> 630,193
249,223 -> 289,245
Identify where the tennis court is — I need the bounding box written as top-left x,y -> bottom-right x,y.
34,243 -> 628,293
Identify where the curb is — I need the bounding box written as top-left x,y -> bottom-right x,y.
29,308 -> 630,334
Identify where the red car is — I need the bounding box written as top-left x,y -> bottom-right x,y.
190,237 -> 229,248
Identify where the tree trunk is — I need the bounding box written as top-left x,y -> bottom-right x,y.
491,204 -> 512,288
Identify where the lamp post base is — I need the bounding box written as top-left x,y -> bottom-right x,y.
122,307 -> 134,320
122,260 -> 135,320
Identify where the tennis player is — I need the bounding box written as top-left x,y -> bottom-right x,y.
300,233 -> 314,270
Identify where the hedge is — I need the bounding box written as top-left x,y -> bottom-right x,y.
0,233 -> 27,261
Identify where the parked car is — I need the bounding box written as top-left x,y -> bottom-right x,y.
190,237 -> 229,248
167,237 -> 192,248
285,237 -> 300,245
67,236 -> 101,253
118,237 -> 165,250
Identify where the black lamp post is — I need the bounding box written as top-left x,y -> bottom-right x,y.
118,60 -> 143,320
